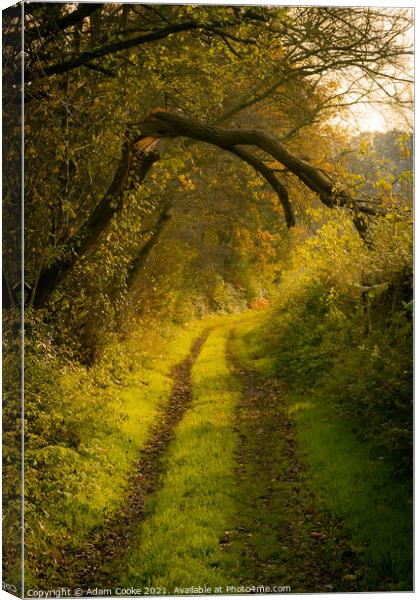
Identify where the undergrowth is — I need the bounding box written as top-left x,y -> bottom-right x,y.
23,314 -> 214,588
239,214 -> 413,590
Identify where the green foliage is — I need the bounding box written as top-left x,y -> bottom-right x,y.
2,3 -> 413,591
23,313 -> 214,585
21,4 -> 359,361
2,310 -> 23,591
344,130 -> 413,205
256,213 -> 412,587
256,212 -> 412,468
291,394 -> 412,590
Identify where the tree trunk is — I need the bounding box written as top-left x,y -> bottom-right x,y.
2,270 -> 17,310
126,205 -> 172,289
31,138 -> 165,308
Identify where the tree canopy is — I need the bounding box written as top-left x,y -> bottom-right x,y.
2,2 -> 413,356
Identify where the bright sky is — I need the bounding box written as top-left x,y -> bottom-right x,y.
347,106 -> 387,133
333,101 -> 413,136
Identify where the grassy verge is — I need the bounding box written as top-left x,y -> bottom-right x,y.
231,314 -> 412,591
58,321 -> 210,529
120,322 -> 243,591
290,393 -> 412,590
25,316 -> 217,587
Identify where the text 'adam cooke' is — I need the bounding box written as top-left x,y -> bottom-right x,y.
173,587 -> 212,594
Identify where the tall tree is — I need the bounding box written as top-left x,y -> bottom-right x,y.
10,4 -> 412,315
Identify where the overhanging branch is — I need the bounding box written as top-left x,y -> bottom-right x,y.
226,146 -> 295,227
29,107 -> 390,309
141,109 -> 383,219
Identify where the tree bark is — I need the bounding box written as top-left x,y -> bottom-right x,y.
27,4 -> 102,39
140,109 -> 380,218
226,146 -> 295,227
27,22 -> 200,81
126,205 -> 172,289
2,270 -> 17,310
31,137 -> 164,308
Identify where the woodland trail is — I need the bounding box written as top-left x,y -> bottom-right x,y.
225,330 -> 361,593
39,320 -> 361,594
41,332 -> 210,590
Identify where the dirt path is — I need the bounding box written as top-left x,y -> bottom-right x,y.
36,323 -> 362,593
41,332 -> 209,592
225,330 -> 361,593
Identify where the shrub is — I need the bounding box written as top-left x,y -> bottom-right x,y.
261,213 -> 412,470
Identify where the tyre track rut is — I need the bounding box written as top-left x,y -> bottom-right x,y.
225,329 -> 361,593
39,332 -> 209,592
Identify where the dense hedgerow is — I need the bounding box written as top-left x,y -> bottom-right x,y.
260,213 -> 412,471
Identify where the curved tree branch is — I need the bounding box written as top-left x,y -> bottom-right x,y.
30,107 -> 389,308
27,21 -> 200,81
26,17 -> 255,82
226,146 -> 295,227
141,109 -> 382,217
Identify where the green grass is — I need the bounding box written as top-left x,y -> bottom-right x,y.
59,322 -> 208,530
228,312 -> 273,376
233,313 -> 413,591
25,316 -> 219,587
120,323 -> 243,591
290,394 -> 413,590
25,306 -> 412,591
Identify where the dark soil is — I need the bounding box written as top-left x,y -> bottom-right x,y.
36,332 -> 209,593
225,330 -> 363,593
